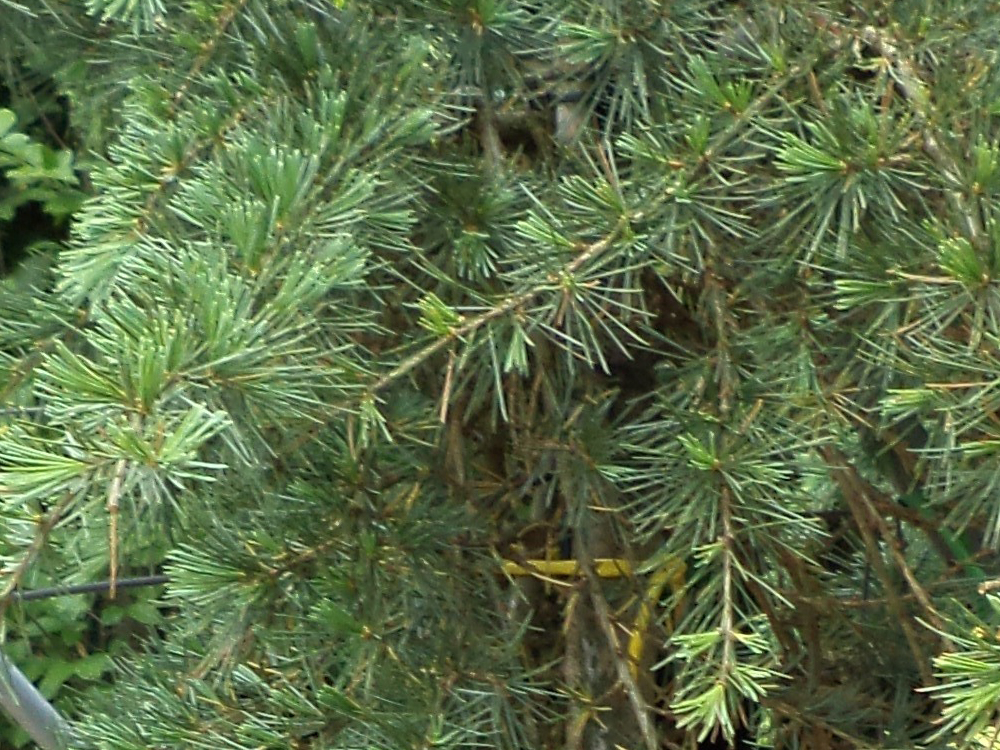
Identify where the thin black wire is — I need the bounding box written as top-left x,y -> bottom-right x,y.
0,403 -> 167,603
6,575 -> 170,602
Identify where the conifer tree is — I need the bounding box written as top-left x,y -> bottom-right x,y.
2,1 -> 1000,748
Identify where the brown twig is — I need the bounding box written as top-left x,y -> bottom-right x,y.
106,458 -> 127,599
0,492 -> 76,624
821,445 -> 937,684
793,547 -> 995,609
763,697 -> 870,748
576,534 -> 658,750
719,485 -> 737,683
831,446 -> 943,628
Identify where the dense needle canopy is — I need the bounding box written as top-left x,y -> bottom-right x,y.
1,1 -> 1000,749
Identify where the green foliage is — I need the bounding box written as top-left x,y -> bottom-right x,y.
3,1 -> 1000,749
925,596 -> 1000,747
0,106 -> 84,263
0,582 -> 164,749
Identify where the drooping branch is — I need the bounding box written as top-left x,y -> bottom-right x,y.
821,444 -> 939,684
